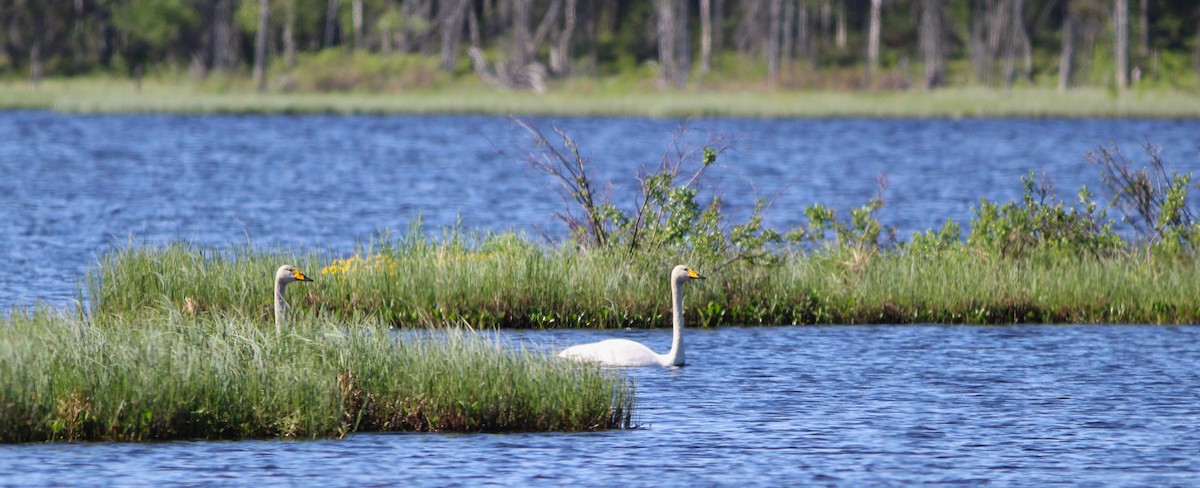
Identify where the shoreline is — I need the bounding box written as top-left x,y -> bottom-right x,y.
5,78 -> 1200,118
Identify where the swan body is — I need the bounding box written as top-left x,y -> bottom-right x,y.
274,264 -> 313,333
558,265 -> 705,367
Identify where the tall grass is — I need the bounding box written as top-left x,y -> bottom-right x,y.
0,309 -> 633,442
5,78 -> 1200,117
86,230 -> 1200,328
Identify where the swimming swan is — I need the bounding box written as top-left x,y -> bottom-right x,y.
274,264 -> 313,333
558,265 -> 705,367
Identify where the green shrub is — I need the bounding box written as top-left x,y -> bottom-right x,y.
966,172 -> 1122,259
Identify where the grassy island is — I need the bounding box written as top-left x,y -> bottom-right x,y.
81,122 -> 1200,328
85,232 -> 1200,329
0,310 -> 634,443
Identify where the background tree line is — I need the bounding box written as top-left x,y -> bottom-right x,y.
3,0 -> 1199,92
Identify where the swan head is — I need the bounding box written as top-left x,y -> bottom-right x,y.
276,265 -> 314,285
671,265 -> 706,284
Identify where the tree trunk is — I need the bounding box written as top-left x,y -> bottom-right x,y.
214,0 -> 236,71
550,0 -> 576,76
1003,0 -> 1028,88
781,0 -> 794,64
767,0 -> 782,85
1114,0 -> 1128,89
30,42 -> 42,85
1194,16 -> 1200,80
866,0 -> 881,87
656,0 -> 690,88
468,0 -> 481,47
985,0 -> 1010,85
352,0 -> 363,50
253,0 -> 269,91
797,1 -> 811,64
835,0 -> 846,49
675,0 -> 690,87
324,0 -> 337,48
1058,1 -> 1074,91
656,0 -> 676,86
699,0 -> 712,76
440,0 -> 469,72
919,0 -> 944,89
1137,0 -> 1148,57
513,0 -> 532,68
969,4 -> 985,83
532,0 -> 564,53
1017,0 -> 1032,83
284,0 -> 296,67
713,0 -> 724,55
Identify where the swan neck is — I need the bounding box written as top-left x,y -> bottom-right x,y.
274,277 -> 286,334
664,277 -> 685,366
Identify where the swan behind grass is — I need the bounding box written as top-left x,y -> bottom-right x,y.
274,264 -> 313,334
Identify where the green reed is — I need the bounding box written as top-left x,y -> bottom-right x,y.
0,309 -> 633,442
87,229 -> 1200,329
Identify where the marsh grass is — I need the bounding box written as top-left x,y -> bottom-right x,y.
6,78 -> 1200,117
88,229 -> 1200,328
0,309 -> 633,442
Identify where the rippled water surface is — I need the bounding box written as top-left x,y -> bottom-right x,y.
3,112 -> 1200,485
3,325 -> 1199,485
3,111 -> 1200,308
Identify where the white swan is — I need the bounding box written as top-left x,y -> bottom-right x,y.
558,265 -> 705,367
274,264 -> 313,333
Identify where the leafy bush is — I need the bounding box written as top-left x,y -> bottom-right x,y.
1087,141 -> 1200,258
966,172 -> 1122,259
510,120 -> 781,265
788,175 -> 896,255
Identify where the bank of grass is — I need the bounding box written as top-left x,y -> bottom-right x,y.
87,231 -> 1200,328
0,308 -> 633,443
5,76 -> 1200,118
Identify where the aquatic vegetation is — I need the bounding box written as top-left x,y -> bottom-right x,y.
80,130 -> 1200,328
0,311 -> 634,442
84,228 -> 1200,327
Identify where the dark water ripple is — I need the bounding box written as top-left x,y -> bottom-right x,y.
3,325 -> 1199,486
3,112 -> 1200,309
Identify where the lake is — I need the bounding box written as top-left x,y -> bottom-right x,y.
2,112 -> 1200,485
3,325 -> 1199,485
3,111 -> 1199,309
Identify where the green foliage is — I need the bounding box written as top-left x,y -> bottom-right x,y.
906,220 -> 963,255
513,121 -> 781,264
789,178 -> 894,256
1087,141 -> 1200,258
285,49 -> 448,92
111,0 -> 198,48
110,0 -> 200,68
966,172 -> 1122,259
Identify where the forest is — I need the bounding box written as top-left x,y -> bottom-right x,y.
3,1 -> 1200,93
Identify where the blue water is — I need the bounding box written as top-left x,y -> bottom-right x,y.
3,325 -> 1199,485
2,111 -> 1199,309
3,112 -> 1200,485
